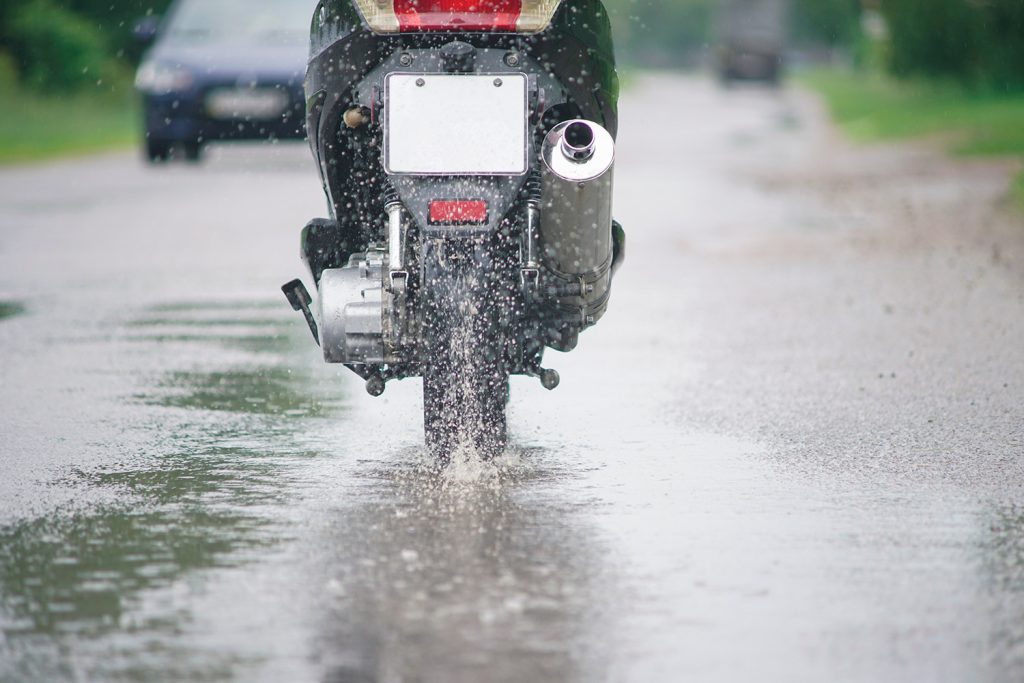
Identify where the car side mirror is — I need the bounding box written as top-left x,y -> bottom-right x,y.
133,16 -> 161,45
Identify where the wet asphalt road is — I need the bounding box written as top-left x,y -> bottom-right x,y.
2,74 -> 1024,682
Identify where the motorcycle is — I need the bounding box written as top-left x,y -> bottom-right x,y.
283,0 -> 623,458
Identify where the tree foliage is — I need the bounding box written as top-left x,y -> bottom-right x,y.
789,0 -> 861,48
3,0 -> 112,91
880,0 -> 1024,89
603,0 -> 716,66
0,0 -> 173,91
603,0 -> 863,67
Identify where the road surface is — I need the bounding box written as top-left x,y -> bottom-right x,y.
1,75 -> 1023,682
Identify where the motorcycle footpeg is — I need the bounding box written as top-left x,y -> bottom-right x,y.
281,278 -> 320,347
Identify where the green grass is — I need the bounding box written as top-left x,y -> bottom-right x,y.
1014,172 -> 1024,207
0,63 -> 138,164
800,69 -> 1024,206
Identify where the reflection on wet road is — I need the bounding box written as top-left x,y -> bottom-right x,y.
2,76 -> 1024,682
0,303 -> 23,322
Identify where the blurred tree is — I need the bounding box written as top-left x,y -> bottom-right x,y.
603,0 -> 715,67
2,0 -> 113,91
880,0 -> 1024,89
789,0 -> 861,48
881,0 -> 982,80
0,0 -> 173,91
983,0 -> 1024,89
61,0 -> 175,61
603,0 -> 867,67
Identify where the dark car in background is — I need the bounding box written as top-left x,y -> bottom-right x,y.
715,0 -> 788,84
135,0 -> 314,162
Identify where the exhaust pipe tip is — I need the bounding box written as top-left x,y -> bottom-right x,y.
560,121 -> 596,162
543,119 -> 614,183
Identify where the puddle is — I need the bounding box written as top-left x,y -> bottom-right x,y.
0,424 -> 315,640
143,367 -> 329,416
125,301 -> 339,416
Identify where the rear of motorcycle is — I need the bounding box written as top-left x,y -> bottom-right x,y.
283,0 -> 621,459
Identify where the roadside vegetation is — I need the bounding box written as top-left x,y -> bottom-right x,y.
0,0 -> 170,164
0,56 -> 137,163
603,0 -> 859,67
802,69 -> 1024,157
802,69 -> 1024,206
798,0 -> 1024,207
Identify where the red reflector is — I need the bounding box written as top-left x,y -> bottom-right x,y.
429,200 -> 489,225
394,0 -> 522,32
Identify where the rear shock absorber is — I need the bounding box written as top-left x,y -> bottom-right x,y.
522,169 -> 542,270
381,180 -> 400,207
381,180 -> 411,355
382,181 -> 405,275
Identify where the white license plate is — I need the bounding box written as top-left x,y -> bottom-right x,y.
384,73 -> 528,175
205,88 -> 289,120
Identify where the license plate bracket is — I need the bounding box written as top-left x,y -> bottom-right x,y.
384,73 -> 528,176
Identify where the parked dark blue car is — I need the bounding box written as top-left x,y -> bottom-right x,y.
135,0 -> 314,162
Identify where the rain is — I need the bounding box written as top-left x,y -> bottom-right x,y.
2,1 -> 1024,681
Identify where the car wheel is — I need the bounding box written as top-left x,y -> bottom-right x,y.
145,139 -> 172,163
183,141 -> 203,163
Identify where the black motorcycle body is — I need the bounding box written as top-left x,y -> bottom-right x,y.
284,0 -> 622,457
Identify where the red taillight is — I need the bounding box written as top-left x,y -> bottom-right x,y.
353,0 -> 562,34
429,200 -> 489,225
394,0 -> 520,32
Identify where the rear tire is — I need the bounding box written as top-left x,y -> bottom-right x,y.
421,241 -> 508,461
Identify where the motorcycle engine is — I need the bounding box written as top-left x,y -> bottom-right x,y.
319,250 -> 388,365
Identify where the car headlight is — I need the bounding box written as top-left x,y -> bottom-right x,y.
135,62 -> 194,95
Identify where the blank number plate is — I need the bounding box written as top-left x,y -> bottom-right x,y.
384,73 -> 528,175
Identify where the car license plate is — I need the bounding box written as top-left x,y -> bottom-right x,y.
384,73 -> 528,175
205,88 -> 289,121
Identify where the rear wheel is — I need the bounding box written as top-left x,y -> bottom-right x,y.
421,240 -> 508,461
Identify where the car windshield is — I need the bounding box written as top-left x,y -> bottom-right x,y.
162,0 -> 314,46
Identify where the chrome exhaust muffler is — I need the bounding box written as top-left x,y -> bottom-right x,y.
539,119 -> 615,326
